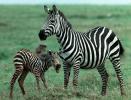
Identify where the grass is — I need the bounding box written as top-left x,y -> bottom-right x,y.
0,5 -> 131,100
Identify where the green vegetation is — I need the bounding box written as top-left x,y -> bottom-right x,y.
0,5 -> 131,100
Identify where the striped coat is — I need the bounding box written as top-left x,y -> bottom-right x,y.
38,5 -> 125,95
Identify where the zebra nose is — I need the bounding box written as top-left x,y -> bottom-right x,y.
38,29 -> 47,40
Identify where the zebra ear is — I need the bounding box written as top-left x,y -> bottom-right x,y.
44,5 -> 50,14
52,5 -> 58,13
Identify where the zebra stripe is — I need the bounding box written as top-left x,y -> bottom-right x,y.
39,5 -> 125,95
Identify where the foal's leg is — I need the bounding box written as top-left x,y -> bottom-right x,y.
36,76 -> 41,91
33,68 -> 41,91
97,64 -> 109,96
41,74 -> 48,89
9,65 -> 23,98
33,67 -> 41,91
18,70 -> 28,95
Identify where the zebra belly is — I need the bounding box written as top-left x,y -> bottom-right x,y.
80,54 -> 105,69
80,56 -> 107,69
80,63 -> 96,69
80,66 -> 95,69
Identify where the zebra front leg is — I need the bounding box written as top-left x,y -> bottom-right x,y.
63,63 -> 71,89
18,70 -> 28,95
9,65 -> 23,98
73,63 -> 80,89
41,74 -> 48,89
112,59 -> 126,95
97,65 -> 109,96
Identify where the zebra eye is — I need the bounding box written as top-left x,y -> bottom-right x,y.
50,20 -> 55,23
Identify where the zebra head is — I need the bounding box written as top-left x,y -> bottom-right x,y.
39,5 -> 72,40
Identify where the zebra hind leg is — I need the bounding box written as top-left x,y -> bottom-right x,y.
97,64 -> 109,96
18,70 -> 28,95
111,58 -> 126,95
9,65 -> 23,98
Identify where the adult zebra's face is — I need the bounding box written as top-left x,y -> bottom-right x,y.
39,5 -> 61,40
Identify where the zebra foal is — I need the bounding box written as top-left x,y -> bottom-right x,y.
38,5 -> 126,95
9,44 -> 61,98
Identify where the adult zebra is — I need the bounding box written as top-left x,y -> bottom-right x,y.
38,5 -> 125,95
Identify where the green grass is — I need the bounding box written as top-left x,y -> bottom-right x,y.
0,5 -> 131,100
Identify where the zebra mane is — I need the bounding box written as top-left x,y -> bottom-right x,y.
39,54 -> 52,65
49,6 -> 72,28
58,10 -> 72,28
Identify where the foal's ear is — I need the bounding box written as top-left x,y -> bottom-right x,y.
48,50 -> 52,55
56,52 -> 60,56
44,5 -> 50,14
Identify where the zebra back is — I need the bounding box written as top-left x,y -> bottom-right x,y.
14,49 -> 40,67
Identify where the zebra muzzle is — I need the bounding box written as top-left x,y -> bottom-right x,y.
38,29 -> 47,40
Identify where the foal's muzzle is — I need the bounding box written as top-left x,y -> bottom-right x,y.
55,64 -> 61,73
38,29 -> 47,40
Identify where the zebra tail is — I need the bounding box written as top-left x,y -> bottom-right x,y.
118,39 -> 124,56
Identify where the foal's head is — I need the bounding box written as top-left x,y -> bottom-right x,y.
41,50 -> 61,73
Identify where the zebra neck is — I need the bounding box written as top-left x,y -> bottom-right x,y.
56,27 -> 74,50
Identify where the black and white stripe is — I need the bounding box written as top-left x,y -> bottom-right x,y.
38,5 -> 125,95
9,48 -> 61,98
